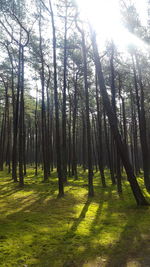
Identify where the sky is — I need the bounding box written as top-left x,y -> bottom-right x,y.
135,0 -> 148,25
76,0 -> 149,50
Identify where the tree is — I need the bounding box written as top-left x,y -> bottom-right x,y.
90,26 -> 148,205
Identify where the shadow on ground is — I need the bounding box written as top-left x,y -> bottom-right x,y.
0,168 -> 150,267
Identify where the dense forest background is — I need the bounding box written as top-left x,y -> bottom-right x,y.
0,0 -> 150,205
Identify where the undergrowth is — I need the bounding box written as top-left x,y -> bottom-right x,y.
0,168 -> 150,267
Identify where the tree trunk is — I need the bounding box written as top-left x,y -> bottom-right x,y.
80,28 -> 94,197
95,74 -> 106,187
49,0 -> 64,197
62,2 -> 68,182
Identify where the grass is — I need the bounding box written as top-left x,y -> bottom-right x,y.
0,168 -> 150,267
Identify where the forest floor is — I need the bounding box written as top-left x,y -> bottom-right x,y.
0,169 -> 150,267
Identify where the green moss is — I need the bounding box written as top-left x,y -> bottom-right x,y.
0,168 -> 150,266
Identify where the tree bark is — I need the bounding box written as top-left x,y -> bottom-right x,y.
49,0 -> 64,197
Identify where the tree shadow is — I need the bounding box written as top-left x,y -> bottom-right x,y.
105,206 -> 150,267
65,198 -> 92,235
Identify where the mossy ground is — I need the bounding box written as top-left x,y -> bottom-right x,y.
0,168 -> 150,267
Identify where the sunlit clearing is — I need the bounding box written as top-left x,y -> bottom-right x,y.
76,0 -> 149,51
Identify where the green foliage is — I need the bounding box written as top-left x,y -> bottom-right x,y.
0,169 -> 150,266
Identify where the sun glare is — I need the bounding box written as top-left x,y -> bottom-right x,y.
76,0 -> 149,51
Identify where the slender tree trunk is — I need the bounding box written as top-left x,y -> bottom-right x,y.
62,2 -> 68,182
12,45 -> 21,182
80,28 -> 94,197
104,111 -> 116,184
19,46 -> 24,186
0,113 -> 6,171
72,75 -> 78,179
95,74 -> 106,187
35,91 -> 38,176
110,43 -> 122,194
68,90 -> 72,177
39,11 -> 48,182
49,0 -> 64,196
46,69 -> 51,176
82,112 -> 86,172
